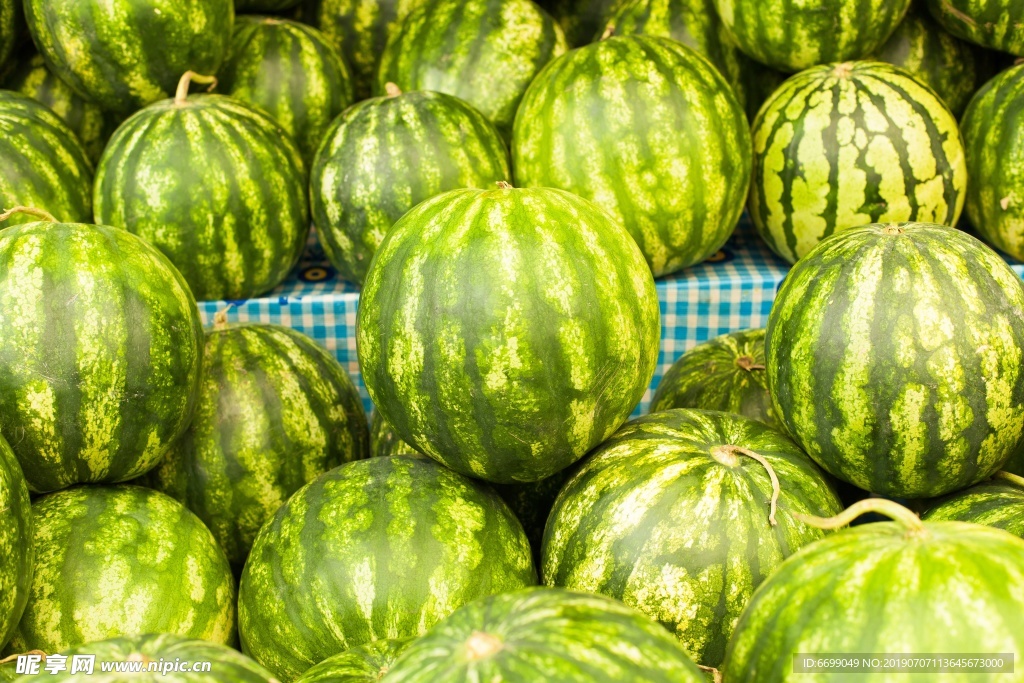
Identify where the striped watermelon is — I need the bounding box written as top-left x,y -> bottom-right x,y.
767,222 -> 1024,499
650,329 -> 778,429
0,436 -> 32,651
512,35 -> 751,277
383,588 -> 705,682
300,0 -> 426,100
357,186 -> 660,484
750,61 -> 967,263
310,88 -> 510,284
220,16 -> 354,163
5,485 -> 236,655
20,634 -> 278,682
0,91 -> 93,229
962,63 -> 1024,262
140,321 -> 369,568
871,6 -> 984,117
0,0 -> 21,69
540,0 -> 622,46
0,216 -> 203,493
238,456 -> 536,680
94,73 -> 309,302
712,0 -> 911,72
927,0 -> 1024,54
599,0 -> 783,120
294,638 -> 412,683
24,0 -> 234,114
723,499 -> 1024,681
237,0 -> 302,11
370,412 -> 420,459
924,472 -> 1024,539
543,409 -> 842,667
3,53 -> 120,162
377,0 -> 568,139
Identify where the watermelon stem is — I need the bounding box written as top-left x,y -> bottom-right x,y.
794,498 -> 925,533
995,471 -> 1024,488
384,82 -> 403,98
710,445 -> 780,526
735,356 -> 765,371
601,25 -> 615,40
175,71 -> 218,106
697,665 -> 723,683
0,206 -> 57,223
213,307 -> 231,330
0,650 -> 48,664
496,181 -> 514,190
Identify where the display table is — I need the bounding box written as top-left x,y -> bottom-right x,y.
199,218 -> 1024,416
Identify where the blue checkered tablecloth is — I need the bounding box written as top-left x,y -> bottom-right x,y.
199,218 -> 1024,417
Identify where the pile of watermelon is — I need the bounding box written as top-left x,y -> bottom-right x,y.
2,0 -> 1024,681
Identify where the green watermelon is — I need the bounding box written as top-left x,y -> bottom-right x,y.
924,472 -> 1024,539
237,0 -> 302,11
0,436 -> 32,651
711,0 -> 911,72
5,485 -> 235,655
750,61 -> 967,264
723,499 -> 1024,681
220,16 -> 353,163
94,73 -> 309,302
0,91 -> 93,229
300,0 -> 426,100
962,63 -> 1024,262
871,6 -> 984,118
139,321 -> 369,568
238,456 -> 536,680
0,215 -> 203,493
926,0 -> 1024,55
1009,447 -> 1024,476
383,588 -> 705,682
294,638 -> 412,683
368,413 -> 567,556
0,0 -> 21,69
512,35 -> 751,277
377,0 -> 567,139
599,0 -> 783,120
540,0 -> 623,46
650,329 -> 778,429
3,53 -> 120,162
543,409 -> 842,667
357,186 -> 660,484
24,0 -> 234,114
310,88 -> 510,284
20,634 -> 277,682
767,222 -> 1024,499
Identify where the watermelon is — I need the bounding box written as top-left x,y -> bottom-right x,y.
310,88 -> 510,284
0,91 -> 93,229
3,53 -> 120,162
924,472 -> 1024,539
0,436 -> 32,651
723,499 -> 1024,681
0,0 -> 20,70
599,0 -> 783,120
294,638 -> 412,683
711,0 -> 912,72
1010,447 -> 1024,476
767,222 -> 1024,499
749,61 -> 967,264
139,320 -> 369,568
0,215 -> 204,493
543,409 -> 842,667
540,0 -> 622,46
237,456 -> 536,680
300,0 -> 427,100
512,35 -> 751,277
377,0 -> 568,139
24,0 -> 234,114
871,6 -> 984,118
220,16 -> 354,163
369,413 -> 567,557
383,588 -> 705,682
5,485 -> 235,655
650,329 -> 778,429
961,63 -> 1024,262
357,186 -> 660,484
94,72 -> 309,302
926,0 -> 1024,55
20,634 -> 277,682
237,0 -> 303,11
